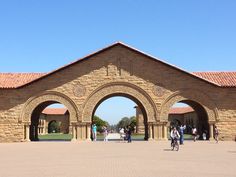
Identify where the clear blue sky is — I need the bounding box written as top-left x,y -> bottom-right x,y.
1,1 -> 236,124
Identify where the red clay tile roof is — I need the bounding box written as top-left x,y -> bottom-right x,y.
169,107 -> 194,114
193,72 -> 236,87
42,107 -> 194,115
0,73 -> 46,88
0,42 -> 236,88
42,108 -> 68,115
1,72 -> 236,89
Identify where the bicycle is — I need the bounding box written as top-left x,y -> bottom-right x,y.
171,137 -> 179,151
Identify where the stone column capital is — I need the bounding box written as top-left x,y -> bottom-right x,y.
209,121 -> 216,125
25,122 -> 31,126
147,121 -> 155,125
76,122 -> 87,126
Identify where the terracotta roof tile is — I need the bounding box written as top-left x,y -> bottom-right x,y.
169,107 -> 194,114
42,108 -> 68,115
43,107 -> 194,115
193,72 -> 236,87
0,73 -> 46,88
1,71 -> 236,89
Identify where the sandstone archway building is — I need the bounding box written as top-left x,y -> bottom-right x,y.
0,42 -> 236,142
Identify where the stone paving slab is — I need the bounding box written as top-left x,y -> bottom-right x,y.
0,141 -> 235,177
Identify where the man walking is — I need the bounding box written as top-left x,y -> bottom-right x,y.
92,124 -> 97,141
179,125 -> 186,145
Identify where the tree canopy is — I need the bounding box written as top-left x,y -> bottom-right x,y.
117,116 -> 136,131
93,115 -> 109,133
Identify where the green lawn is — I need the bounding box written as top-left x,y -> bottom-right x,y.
38,133 -> 72,140
38,133 -> 193,141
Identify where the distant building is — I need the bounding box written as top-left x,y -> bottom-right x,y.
135,106 -> 197,134
40,106 -> 200,136
38,108 -> 70,135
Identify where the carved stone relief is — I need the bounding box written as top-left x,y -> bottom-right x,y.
152,84 -> 166,97
73,83 -> 86,97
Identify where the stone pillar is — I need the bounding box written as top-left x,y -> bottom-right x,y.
71,123 -> 76,141
209,123 -> 214,141
148,122 -> 153,140
81,124 -> 87,140
162,122 -> 168,141
25,124 -> 30,142
158,123 -> 162,140
135,106 -> 145,134
76,123 -> 81,141
43,119 -> 46,135
153,123 -> 158,140
86,123 -> 91,141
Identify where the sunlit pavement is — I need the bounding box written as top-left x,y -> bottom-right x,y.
0,141 -> 235,177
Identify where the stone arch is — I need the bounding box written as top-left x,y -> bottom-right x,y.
48,120 -> 57,133
81,82 -> 158,123
20,91 -> 78,124
160,89 -> 219,123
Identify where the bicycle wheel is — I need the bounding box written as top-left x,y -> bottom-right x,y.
171,144 -> 174,151
175,143 -> 179,151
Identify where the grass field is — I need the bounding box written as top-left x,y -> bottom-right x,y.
38,133 -> 72,141
38,133 -> 145,141
38,133 -> 193,141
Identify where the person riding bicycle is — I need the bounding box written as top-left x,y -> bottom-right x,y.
170,127 -> 180,146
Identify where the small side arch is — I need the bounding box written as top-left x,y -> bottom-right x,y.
20,91 -> 78,124
160,89 -> 219,123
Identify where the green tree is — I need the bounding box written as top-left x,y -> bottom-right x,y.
117,116 -> 136,131
93,115 -> 109,133
129,116 -> 136,131
48,120 -> 60,133
117,117 -> 130,130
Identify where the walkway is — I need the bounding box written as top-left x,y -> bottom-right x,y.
106,133 -> 121,140
0,141 -> 235,177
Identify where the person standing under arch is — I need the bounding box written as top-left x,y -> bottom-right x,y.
92,124 -> 97,141
127,126 -> 132,143
179,124 -> 186,145
103,126 -> 108,142
192,126 -> 197,142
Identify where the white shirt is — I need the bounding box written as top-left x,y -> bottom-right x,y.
170,130 -> 180,139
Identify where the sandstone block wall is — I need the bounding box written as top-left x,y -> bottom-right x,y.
0,44 -> 235,142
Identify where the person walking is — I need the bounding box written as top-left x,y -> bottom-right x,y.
192,127 -> 197,142
92,124 -> 97,141
202,130 -> 207,141
127,126 -> 132,143
179,125 -> 186,145
119,127 -> 125,141
214,126 -> 219,143
103,126 -> 108,142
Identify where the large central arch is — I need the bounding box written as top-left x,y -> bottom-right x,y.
81,82 -> 158,140
82,82 -> 158,124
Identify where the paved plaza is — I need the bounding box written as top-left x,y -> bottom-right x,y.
0,141 -> 235,177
